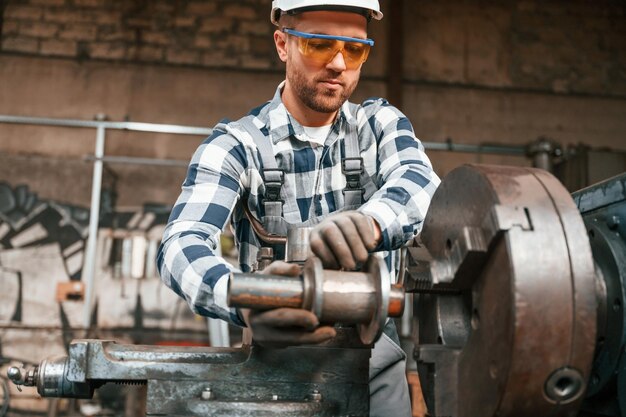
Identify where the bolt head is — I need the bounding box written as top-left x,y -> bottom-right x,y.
310,389 -> 323,402
608,215 -> 621,231
7,366 -> 22,381
201,387 -> 213,400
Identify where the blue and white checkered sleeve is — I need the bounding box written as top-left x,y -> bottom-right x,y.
157,128 -> 248,326
358,99 -> 441,249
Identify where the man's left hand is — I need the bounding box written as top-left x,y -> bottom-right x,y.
309,211 -> 380,270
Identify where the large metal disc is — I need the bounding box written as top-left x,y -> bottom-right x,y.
357,255 -> 389,345
419,164 -> 597,417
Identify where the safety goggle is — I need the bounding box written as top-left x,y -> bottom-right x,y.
283,28 -> 374,69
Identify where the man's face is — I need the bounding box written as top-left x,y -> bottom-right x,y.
280,11 -> 369,114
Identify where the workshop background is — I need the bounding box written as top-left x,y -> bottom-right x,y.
0,0 -> 625,416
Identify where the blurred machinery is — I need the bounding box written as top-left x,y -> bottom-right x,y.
6,164 -> 626,417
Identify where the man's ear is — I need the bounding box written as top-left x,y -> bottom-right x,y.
274,30 -> 288,63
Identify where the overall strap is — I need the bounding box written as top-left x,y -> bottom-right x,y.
342,121 -> 363,207
239,116 -> 285,233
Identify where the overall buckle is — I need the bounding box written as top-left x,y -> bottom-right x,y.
342,157 -> 363,190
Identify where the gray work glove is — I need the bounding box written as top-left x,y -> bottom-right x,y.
242,261 -> 336,347
309,211 -> 379,270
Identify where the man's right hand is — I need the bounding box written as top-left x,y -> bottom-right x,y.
244,307 -> 337,347
241,261 -> 336,347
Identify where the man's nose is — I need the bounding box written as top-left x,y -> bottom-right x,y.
326,49 -> 347,72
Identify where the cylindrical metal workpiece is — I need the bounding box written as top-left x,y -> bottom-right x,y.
228,273 -> 304,310
228,255 -> 406,344
285,227 -> 313,263
388,284 -> 405,317
318,271 -> 376,323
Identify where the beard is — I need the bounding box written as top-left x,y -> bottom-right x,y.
287,59 -> 359,114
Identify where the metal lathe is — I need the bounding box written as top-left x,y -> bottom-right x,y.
7,164 -> 626,417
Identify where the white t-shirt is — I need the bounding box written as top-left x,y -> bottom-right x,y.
300,124 -> 332,146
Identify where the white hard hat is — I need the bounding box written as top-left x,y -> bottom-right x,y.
271,0 -> 383,26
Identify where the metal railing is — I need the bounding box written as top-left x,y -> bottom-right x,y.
0,114 -> 212,329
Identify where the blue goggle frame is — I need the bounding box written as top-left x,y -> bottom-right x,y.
282,28 -> 374,46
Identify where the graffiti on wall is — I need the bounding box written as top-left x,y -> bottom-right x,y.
0,182 -> 89,280
0,181 -> 196,333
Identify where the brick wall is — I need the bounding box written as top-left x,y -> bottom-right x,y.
0,0 -> 625,206
405,0 -> 626,97
0,0 -> 279,70
1,0 -> 624,97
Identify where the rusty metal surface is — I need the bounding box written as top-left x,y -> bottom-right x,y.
408,164 -> 597,417
9,329 -> 371,416
186,399 -> 327,417
387,284 -> 404,317
227,274 -> 304,309
574,173 -> 626,215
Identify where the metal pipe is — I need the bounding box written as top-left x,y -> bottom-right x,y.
423,141 -> 527,156
243,204 -> 287,245
228,273 -> 304,310
0,324 -> 209,335
83,155 -> 189,167
533,152 -> 552,171
82,124 -> 105,328
207,319 -> 231,348
285,227 -> 313,263
527,137 -> 561,172
0,115 -> 213,136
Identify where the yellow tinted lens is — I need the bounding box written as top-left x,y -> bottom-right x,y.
297,37 -> 371,69
343,42 -> 370,65
300,38 -> 341,62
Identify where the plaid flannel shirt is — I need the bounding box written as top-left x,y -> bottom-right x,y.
157,82 -> 441,326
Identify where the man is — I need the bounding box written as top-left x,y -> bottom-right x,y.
158,1 -> 440,415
